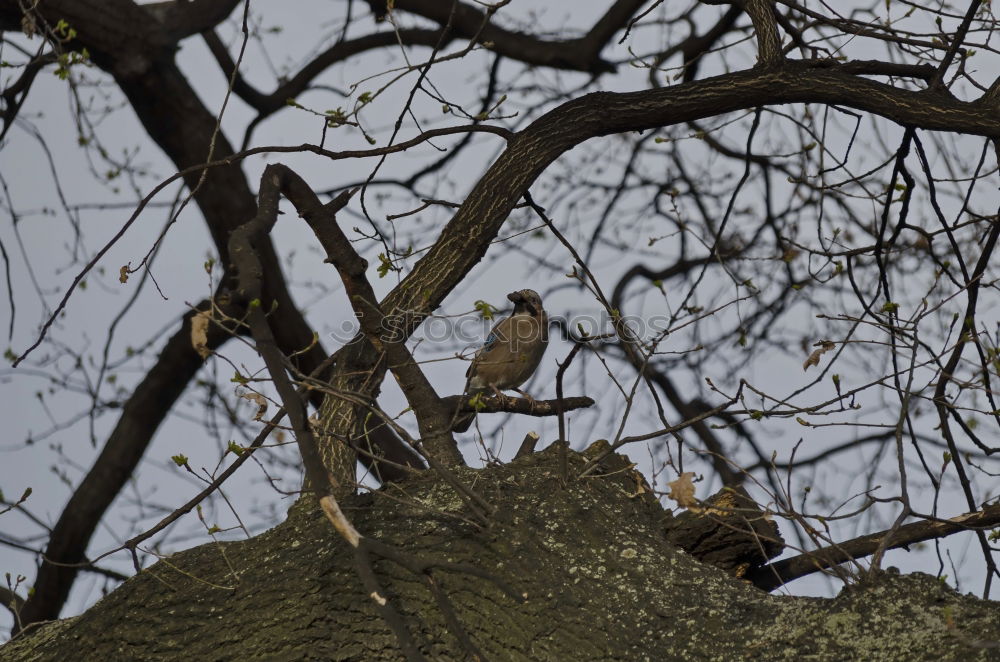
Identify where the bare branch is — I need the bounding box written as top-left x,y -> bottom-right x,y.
749,503 -> 1000,592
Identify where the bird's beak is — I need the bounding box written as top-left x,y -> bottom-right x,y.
507,291 -> 524,303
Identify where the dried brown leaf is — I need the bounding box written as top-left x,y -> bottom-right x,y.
240,391 -> 268,421
21,14 -> 36,38
803,340 -> 836,370
667,472 -> 697,509
190,310 -> 212,359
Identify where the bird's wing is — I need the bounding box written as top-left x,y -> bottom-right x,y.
467,317 -> 509,379
482,327 -> 501,352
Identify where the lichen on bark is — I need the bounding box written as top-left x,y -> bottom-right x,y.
3,445 -> 997,661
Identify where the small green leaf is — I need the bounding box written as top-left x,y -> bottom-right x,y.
474,300 -> 498,320
171,454 -> 189,467
469,392 -> 487,411
376,253 -> 394,278
324,107 -> 347,127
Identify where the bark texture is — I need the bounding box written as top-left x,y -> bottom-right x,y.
3,445 -> 998,661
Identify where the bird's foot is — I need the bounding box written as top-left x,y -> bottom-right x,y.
488,385 -> 510,408
514,389 -> 538,413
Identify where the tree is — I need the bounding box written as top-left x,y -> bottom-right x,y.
1,0 -> 999,658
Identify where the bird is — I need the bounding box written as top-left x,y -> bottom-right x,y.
452,289 -> 548,432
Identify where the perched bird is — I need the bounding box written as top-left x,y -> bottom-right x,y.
452,289 -> 548,432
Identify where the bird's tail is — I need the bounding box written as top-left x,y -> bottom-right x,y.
451,411 -> 476,433
444,390 -> 480,433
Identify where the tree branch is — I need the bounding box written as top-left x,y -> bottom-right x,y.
387,0 -> 647,73
373,59 -> 1000,358
228,170 -> 339,495
748,503 -> 1000,592
441,394 -> 595,418
144,0 -> 243,42
265,163 -> 462,468
0,586 -> 24,621
703,0 -> 782,66
202,27 -> 451,117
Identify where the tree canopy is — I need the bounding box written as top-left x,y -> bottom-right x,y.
1,0 -> 999,658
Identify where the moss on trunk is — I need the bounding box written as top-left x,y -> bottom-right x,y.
4,445 -> 997,661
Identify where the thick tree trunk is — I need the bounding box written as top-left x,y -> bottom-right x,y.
3,445 -> 997,661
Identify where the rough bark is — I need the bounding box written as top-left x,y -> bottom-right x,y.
664,484 -> 785,577
3,445 -> 997,661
